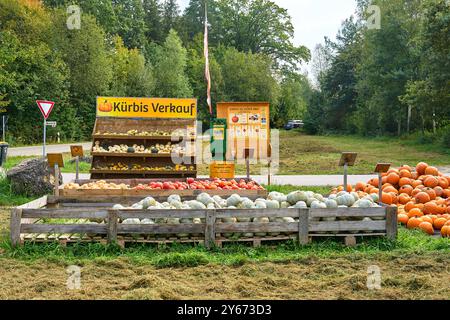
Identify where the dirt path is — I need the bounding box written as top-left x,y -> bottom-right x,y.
0,253 -> 448,300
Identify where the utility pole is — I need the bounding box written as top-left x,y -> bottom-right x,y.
2,115 -> 6,142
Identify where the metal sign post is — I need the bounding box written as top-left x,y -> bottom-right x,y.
1,115 -> 7,142
36,100 -> 55,158
339,152 -> 358,190
244,148 -> 254,181
43,118 -> 46,158
70,146 -> 84,181
375,163 -> 391,205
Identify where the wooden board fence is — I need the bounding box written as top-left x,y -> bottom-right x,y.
11,197 -> 397,248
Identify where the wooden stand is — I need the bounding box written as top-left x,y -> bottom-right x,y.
90,118 -> 197,179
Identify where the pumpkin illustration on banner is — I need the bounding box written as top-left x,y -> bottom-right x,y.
98,100 -> 112,112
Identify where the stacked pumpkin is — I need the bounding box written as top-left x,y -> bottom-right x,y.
350,162 -> 450,237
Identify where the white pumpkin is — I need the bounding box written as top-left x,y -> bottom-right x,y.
226,194 -> 242,207
325,199 -> 338,209
287,191 -> 308,205
294,201 -> 307,208
266,200 -> 280,209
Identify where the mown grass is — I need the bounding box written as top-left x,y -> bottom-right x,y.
3,131 -> 450,176
1,228 -> 448,268
0,176 -> 36,207
264,184 -> 332,196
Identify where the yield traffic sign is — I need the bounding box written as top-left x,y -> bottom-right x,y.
36,100 -> 55,119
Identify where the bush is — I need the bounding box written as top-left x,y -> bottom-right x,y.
441,125 -> 450,148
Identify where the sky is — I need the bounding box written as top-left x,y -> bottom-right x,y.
178,0 -> 358,77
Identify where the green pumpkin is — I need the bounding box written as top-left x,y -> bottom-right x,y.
127,147 -> 135,153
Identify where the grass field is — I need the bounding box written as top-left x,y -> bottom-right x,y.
4,131 -> 449,176
0,207 -> 448,300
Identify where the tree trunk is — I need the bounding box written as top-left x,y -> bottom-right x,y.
407,105 -> 412,134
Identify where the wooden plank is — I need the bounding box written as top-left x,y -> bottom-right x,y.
117,224 -> 205,234
298,209 -> 309,245
310,233 -> 386,237
10,208 -> 22,247
215,222 -> 298,233
21,224 -> 107,234
215,208 -> 299,218
22,209 -> 108,219
115,209 -> 207,219
107,211 -> 118,243
309,220 -> 386,232
385,206 -> 398,240
205,211 -> 215,249
309,207 -> 386,218
91,152 -> 192,158
17,196 -> 48,209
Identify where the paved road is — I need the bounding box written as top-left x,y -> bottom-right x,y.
8,142 -> 91,157
62,173 -> 377,187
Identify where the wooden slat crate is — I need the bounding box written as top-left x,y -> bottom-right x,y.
11,197 -> 397,248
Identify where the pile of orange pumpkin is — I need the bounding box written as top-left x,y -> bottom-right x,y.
335,162 -> 450,237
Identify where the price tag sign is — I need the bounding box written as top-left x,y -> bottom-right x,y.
339,152 -> 358,166
70,145 -> 84,157
375,163 -> 391,173
47,153 -> 64,168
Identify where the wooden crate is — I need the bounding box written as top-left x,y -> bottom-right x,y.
11,197 -> 397,248
59,178 -> 267,199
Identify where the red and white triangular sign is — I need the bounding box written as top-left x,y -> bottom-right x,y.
36,100 -> 55,119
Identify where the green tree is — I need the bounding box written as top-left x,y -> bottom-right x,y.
110,37 -> 155,97
215,0 -> 310,72
0,0 -> 75,143
275,75 -> 311,127
162,0 -> 180,37
143,0 -> 164,43
49,10 -> 113,138
216,46 -> 279,119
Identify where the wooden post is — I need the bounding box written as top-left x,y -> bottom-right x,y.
298,209 -> 309,245
75,156 -> 79,181
205,210 -> 216,249
10,208 -> 22,247
343,162 -> 348,190
378,172 -> 383,206
107,210 -> 118,244
54,163 -> 60,197
386,206 -> 398,240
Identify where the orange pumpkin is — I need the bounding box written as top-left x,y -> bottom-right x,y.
415,192 -> 431,204
423,187 -> 437,200
399,177 -> 412,187
399,185 -> 413,196
425,166 -> 439,176
433,218 -> 447,230
423,202 -> 438,215
424,176 -> 439,188
433,186 -> 444,197
397,213 -> 409,225
386,173 -> 400,185
398,194 -> 411,205
381,192 -> 393,205
355,182 -> 366,191
407,217 -> 422,229
438,177 -> 449,189
416,162 -> 429,175
408,208 -> 423,218
399,169 -> 412,178
441,225 -> 449,237
418,222 -> 434,235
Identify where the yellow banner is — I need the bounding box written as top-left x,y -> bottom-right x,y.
96,97 -> 197,119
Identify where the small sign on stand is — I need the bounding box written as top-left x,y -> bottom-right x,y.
375,163 -> 391,205
339,152 -> 358,190
70,145 -> 84,181
47,153 -> 64,197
